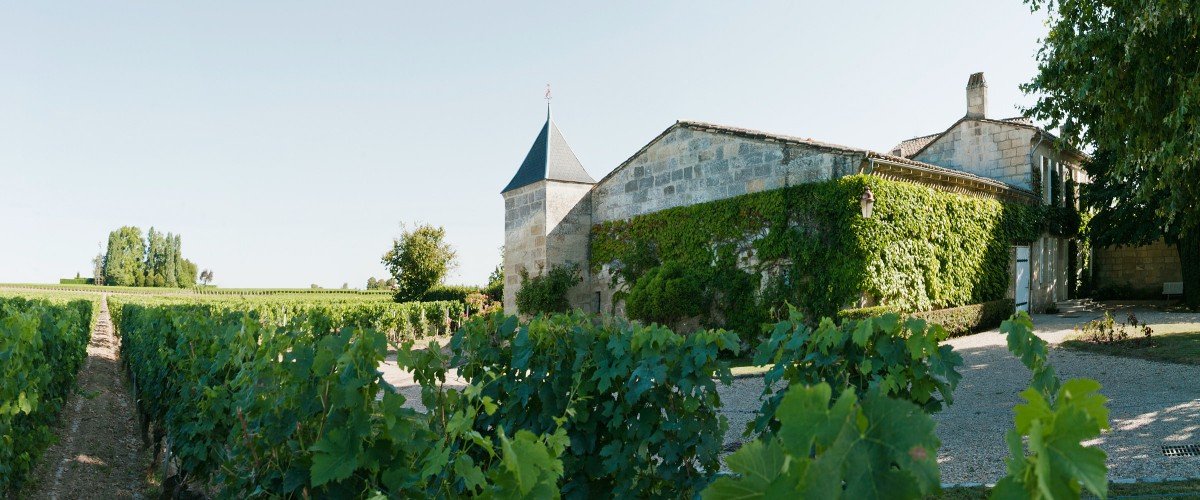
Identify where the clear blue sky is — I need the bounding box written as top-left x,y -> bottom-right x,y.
0,1 -> 1050,288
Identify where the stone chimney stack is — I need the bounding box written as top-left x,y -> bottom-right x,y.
966,72 -> 987,119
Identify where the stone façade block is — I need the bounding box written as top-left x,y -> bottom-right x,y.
592,125 -> 862,224
914,120 -> 1039,191
1093,239 -> 1182,291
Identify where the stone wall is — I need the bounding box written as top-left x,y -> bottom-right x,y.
591,124 -> 863,224
502,182 -> 547,312
544,182 -> 595,311
502,180 -> 594,314
914,120 -> 1035,190
1093,239 -> 1182,295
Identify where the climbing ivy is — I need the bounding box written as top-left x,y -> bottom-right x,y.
591,175 -> 1044,332
515,265 -> 581,315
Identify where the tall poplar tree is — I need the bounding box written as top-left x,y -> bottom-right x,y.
163,232 -> 179,287
99,227 -> 199,288
102,226 -> 146,286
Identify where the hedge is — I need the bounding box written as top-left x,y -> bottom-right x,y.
515,265 -> 580,315
417,284 -> 481,303
625,261 -> 709,325
838,298 -> 1016,337
591,175 -> 1043,334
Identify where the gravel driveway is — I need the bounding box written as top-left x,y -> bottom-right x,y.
935,304 -> 1200,484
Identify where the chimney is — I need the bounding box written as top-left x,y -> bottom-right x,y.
966,72 -> 987,119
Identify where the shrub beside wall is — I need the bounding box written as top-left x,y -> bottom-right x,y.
515,265 -> 580,315
591,175 -> 1042,333
625,261 -> 710,326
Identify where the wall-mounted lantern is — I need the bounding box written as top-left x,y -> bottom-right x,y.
860,185 -> 875,218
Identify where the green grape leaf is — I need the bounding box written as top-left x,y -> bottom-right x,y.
702,439 -> 789,499
1033,380 -> 1109,499
852,320 -> 873,347
707,383 -> 939,499
454,454 -> 486,492
498,428 -> 560,495
309,428 -> 360,486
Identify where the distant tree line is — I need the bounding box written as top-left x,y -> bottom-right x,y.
365,277 -> 397,290
94,226 -> 203,287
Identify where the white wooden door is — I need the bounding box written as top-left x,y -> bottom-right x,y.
1015,246 -> 1031,313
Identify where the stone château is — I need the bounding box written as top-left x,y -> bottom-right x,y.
501,73 -> 1170,317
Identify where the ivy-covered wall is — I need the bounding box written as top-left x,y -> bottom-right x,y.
590,175 -> 1043,335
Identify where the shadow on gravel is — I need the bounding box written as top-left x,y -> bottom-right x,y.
935,340 -> 1200,484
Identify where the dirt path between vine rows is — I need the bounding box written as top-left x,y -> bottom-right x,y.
24,295 -> 150,499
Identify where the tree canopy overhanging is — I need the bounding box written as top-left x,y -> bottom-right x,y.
1024,0 -> 1200,307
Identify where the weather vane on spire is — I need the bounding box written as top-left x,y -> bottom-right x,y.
545,83 -> 552,103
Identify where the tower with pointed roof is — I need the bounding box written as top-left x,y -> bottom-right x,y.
501,106 -> 596,314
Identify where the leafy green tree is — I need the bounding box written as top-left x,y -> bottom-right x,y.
98,227 -> 198,288
144,227 -> 162,286
1024,0 -> 1200,307
485,247 -> 504,302
177,258 -> 198,287
488,264 -> 503,286
102,226 -> 146,286
365,277 -> 393,290
382,223 -> 458,302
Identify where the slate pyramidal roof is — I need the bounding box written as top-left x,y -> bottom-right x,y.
502,107 -> 596,193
